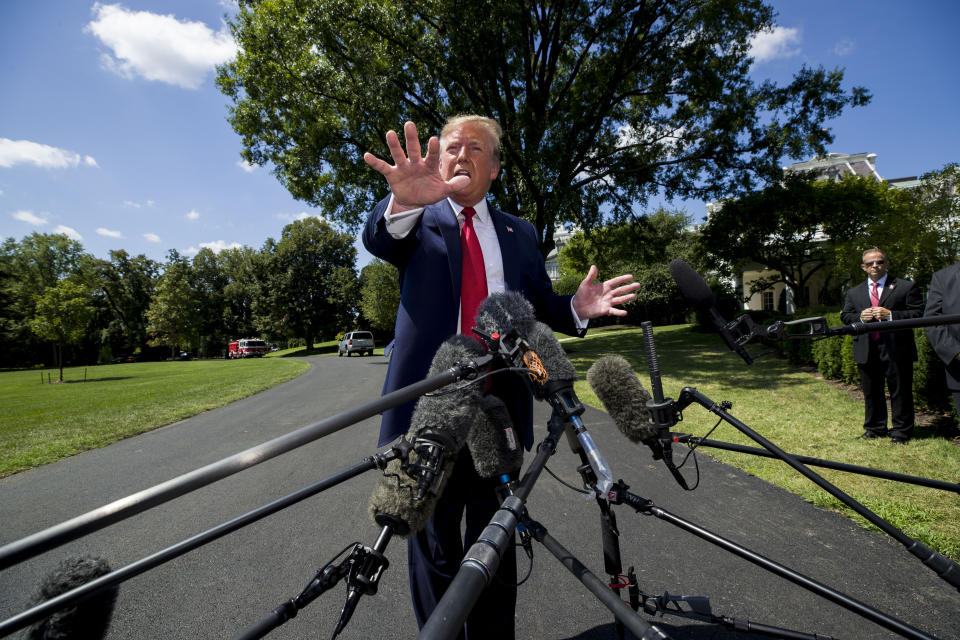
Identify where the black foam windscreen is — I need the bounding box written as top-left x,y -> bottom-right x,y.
587,355 -> 656,444
468,395 -> 523,479
26,555 -> 118,640
475,291 -> 537,339
368,334 -> 485,536
669,259 -> 714,310
407,334 -> 486,449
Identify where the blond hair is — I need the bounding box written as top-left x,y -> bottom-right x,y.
440,115 -> 502,163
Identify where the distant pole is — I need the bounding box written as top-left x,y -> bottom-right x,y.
84,368 -> 87,382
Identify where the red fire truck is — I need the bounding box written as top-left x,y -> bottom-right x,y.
228,338 -> 270,359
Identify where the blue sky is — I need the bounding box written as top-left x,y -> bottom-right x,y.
2,1 -> 957,269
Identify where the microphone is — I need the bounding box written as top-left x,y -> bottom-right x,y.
25,555 -> 118,640
349,336 -> 485,636
474,291 -> 538,340
473,292 -> 614,495
586,355 -> 660,456
407,334 -> 488,502
587,353 -> 691,490
669,259 -> 753,365
523,321 -> 615,496
468,394 -> 523,483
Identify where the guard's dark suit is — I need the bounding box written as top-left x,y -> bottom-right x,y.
840,276 -> 923,439
924,262 -> 960,416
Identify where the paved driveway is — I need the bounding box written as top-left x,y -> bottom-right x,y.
1,354 -> 958,639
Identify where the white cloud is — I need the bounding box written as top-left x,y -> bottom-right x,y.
183,240 -> 240,256
237,160 -> 256,173
275,211 -> 328,224
749,26 -> 801,63
0,189 -> 5,196
143,232 -> 161,243
12,210 -> 48,225
97,227 -> 124,239
832,38 -> 855,56
53,225 -> 83,241
200,240 -> 242,252
0,138 -> 99,169
123,200 -> 141,208
86,3 -> 238,90
186,209 -> 200,220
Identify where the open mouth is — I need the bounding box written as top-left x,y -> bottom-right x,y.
455,169 -> 471,178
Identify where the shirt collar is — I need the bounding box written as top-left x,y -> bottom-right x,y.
868,274 -> 888,289
448,198 -> 489,225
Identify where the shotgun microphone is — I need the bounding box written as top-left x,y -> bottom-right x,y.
669,259 -> 753,365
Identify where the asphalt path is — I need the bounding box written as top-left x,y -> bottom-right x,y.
1,353 -> 958,640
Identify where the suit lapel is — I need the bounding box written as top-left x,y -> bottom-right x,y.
878,277 -> 896,306
425,201 -> 462,303
489,206 -> 521,289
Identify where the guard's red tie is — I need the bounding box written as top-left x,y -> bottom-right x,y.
869,281 -> 881,341
460,207 -> 487,337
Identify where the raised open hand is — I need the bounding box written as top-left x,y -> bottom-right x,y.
572,265 -> 641,319
363,121 -> 470,210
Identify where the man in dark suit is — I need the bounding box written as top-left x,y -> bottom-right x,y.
840,248 -> 923,443
362,116 -> 639,638
924,261 -> 960,418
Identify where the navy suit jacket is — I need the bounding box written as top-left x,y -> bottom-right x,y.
363,196 -> 580,447
924,262 -> 960,390
840,276 -> 923,364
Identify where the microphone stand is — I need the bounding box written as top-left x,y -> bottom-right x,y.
639,324 -> 960,594
567,433 -> 629,640
521,513 -> 670,640
673,434 -> 960,494
416,408 -> 570,640
606,479 -> 937,640
233,526 -> 393,640
0,354 -> 493,570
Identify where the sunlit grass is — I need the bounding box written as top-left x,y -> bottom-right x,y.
0,358 -> 308,477
567,324 -> 960,560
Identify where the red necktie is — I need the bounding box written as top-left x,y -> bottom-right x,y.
460,207 -> 487,337
869,281 -> 880,341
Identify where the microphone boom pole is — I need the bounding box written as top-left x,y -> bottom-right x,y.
607,480 -> 937,640
675,435 -> 960,494
0,454 -> 391,638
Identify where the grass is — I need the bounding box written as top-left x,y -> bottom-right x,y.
565,324 -> 960,561
0,358 -> 308,477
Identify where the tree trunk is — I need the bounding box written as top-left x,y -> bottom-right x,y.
57,343 -> 64,383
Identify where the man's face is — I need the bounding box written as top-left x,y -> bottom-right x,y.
861,251 -> 888,282
439,123 -> 499,207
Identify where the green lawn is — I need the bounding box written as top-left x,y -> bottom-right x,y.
565,324 -> 960,561
0,358 -> 308,477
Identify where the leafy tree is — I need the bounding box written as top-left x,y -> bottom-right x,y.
0,233 -> 88,366
557,208 -> 700,323
30,280 -> 95,382
145,251 -> 200,355
218,0 -> 868,256
699,174 -> 910,308
190,248 -> 230,357
908,162 -> 960,281
259,218 -> 358,348
90,250 -> 159,358
359,259 -> 400,332
219,246 -> 267,343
